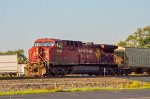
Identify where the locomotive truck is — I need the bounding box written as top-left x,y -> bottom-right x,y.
25,38 -> 130,77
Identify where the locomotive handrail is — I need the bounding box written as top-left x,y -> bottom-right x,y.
39,54 -> 47,63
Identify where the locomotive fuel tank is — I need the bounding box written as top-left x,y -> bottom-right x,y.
71,66 -> 100,74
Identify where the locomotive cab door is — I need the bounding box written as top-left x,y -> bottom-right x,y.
56,42 -> 64,65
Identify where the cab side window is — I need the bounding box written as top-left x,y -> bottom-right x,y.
56,42 -> 63,49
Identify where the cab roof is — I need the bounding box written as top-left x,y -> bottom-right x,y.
35,38 -> 82,43
35,38 -> 61,43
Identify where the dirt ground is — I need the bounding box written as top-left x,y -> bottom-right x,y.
0,77 -> 135,91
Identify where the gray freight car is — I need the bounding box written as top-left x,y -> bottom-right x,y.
115,47 -> 150,74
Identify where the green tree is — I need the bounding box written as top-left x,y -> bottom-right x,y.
16,49 -> 27,63
118,26 -> 150,48
0,49 -> 27,63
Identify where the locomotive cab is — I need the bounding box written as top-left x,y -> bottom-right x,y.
29,39 -> 55,63
26,38 -> 57,76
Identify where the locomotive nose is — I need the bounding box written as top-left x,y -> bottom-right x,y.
36,47 -> 39,55
36,47 -> 49,62
36,47 -> 43,55
29,47 -> 42,62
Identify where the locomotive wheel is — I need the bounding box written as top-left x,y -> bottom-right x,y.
95,74 -> 100,76
50,66 -> 69,76
98,68 -> 104,76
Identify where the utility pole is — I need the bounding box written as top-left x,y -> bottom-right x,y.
104,68 -> 106,88
104,68 -> 106,77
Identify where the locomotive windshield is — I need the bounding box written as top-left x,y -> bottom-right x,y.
34,42 -> 54,46
34,42 -> 43,46
43,42 -> 54,46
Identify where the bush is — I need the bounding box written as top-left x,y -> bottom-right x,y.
130,81 -> 140,88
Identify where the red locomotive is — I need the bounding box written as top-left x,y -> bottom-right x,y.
25,38 -> 125,76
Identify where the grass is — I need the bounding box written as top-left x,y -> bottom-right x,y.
0,89 -> 63,96
0,88 -> 117,96
0,87 -> 150,96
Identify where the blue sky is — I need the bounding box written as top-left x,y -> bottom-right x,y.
0,0 -> 150,55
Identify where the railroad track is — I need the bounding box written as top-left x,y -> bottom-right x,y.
0,75 -> 150,82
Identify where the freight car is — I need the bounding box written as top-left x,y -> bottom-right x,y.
115,47 -> 150,75
0,55 -> 18,76
25,38 -> 130,77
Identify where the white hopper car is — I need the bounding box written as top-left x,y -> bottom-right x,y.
0,55 -> 21,76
